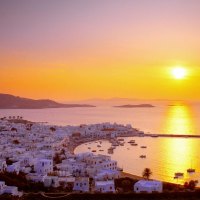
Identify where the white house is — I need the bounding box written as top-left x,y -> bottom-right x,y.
0,181 -> 21,196
73,178 -> 89,192
134,180 -> 163,193
6,162 -> 20,174
26,174 -> 44,183
3,186 -> 20,196
95,180 -> 115,193
0,160 -> 7,172
43,175 -> 59,188
34,159 -> 53,175
95,169 -> 120,181
0,181 -> 5,194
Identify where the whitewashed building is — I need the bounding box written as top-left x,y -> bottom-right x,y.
0,181 -> 21,196
95,180 -> 115,193
134,180 -> 163,193
0,160 -> 7,172
6,162 -> 20,174
73,178 -> 89,192
34,159 -> 53,175
43,175 -> 59,188
0,181 -> 6,194
95,169 -> 120,181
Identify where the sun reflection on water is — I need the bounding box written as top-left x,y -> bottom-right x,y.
160,104 -> 199,184
163,103 -> 196,135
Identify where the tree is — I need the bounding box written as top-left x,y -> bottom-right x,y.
53,153 -> 62,164
188,180 -> 198,190
184,181 -> 189,189
50,127 -> 56,132
121,179 -> 132,192
142,168 -> 152,180
12,139 -> 20,144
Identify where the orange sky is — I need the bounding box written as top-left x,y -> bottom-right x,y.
0,0 -> 200,101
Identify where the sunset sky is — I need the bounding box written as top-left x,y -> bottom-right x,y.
0,0 -> 200,101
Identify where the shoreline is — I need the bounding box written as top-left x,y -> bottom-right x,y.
72,136 -> 197,186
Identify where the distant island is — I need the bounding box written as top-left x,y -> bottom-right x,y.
0,94 -> 95,109
114,104 -> 155,108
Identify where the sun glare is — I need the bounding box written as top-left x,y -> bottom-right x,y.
172,67 -> 187,79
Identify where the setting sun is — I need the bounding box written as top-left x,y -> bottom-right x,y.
172,67 -> 187,79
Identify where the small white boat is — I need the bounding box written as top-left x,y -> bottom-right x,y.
141,146 -> 147,148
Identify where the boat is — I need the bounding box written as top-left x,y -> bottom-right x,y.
174,172 -> 184,177
131,143 -> 138,146
92,150 -> 96,152
187,168 -> 195,173
117,138 -> 124,141
108,147 -> 114,154
187,161 -> 195,173
112,143 -> 119,146
88,147 -> 91,149
99,149 -> 104,152
139,155 -> 146,158
128,140 -> 135,143
97,145 -> 101,148
141,146 -> 147,148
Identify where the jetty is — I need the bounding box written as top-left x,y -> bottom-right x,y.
144,133 -> 200,139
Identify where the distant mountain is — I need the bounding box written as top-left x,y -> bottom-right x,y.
114,104 -> 155,108
0,94 -> 95,109
66,98 -> 169,106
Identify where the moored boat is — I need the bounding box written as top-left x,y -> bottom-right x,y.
174,172 -> 184,177
187,168 -> 195,173
128,140 -> 135,143
108,147 -> 114,154
131,143 -> 138,146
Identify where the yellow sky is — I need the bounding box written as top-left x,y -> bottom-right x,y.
0,1 -> 200,101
